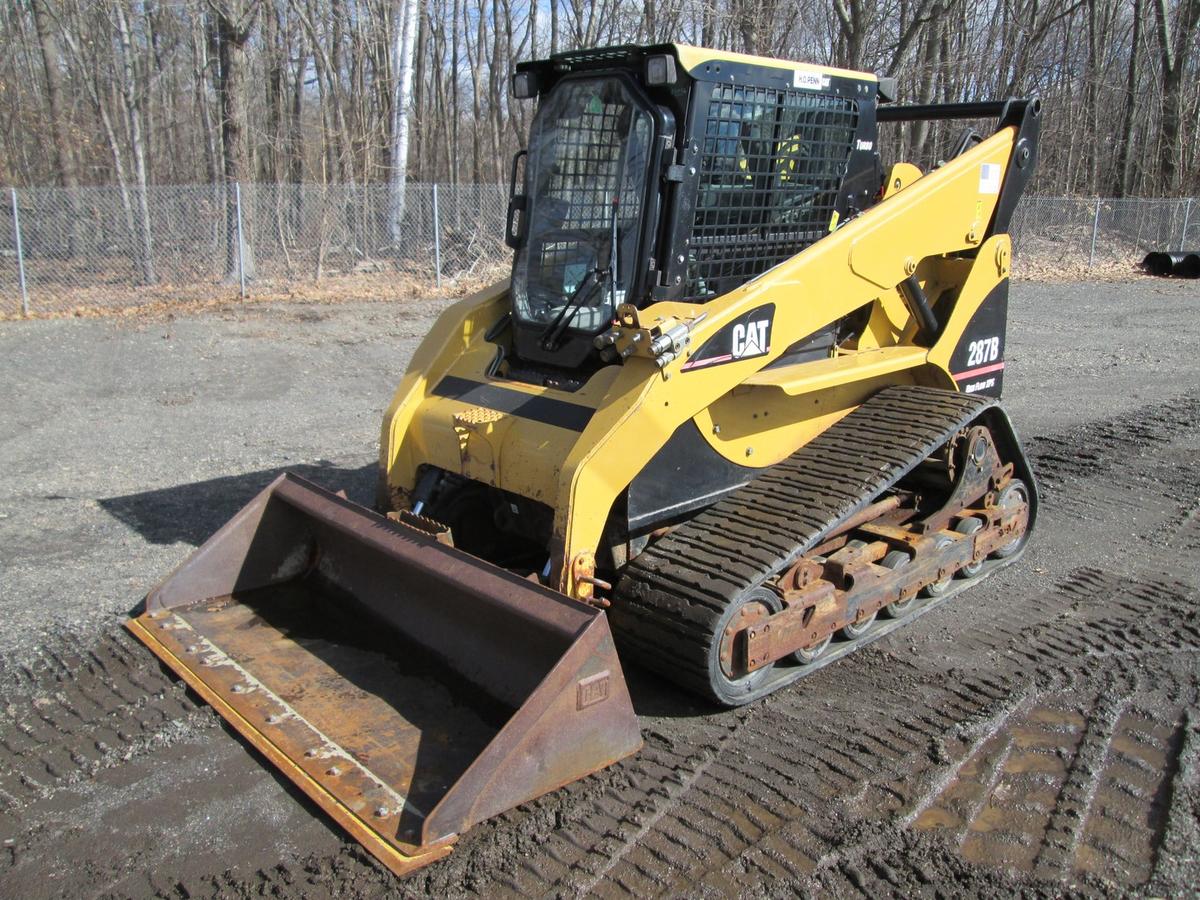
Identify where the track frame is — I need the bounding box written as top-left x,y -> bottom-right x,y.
610,385 -> 1040,706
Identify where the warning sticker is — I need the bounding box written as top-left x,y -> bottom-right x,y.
979,163 -> 1002,195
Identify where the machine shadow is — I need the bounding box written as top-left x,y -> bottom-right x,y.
621,663 -> 725,719
104,460 -> 727,726
98,460 -> 379,548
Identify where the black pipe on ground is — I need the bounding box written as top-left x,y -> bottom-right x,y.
1142,251 -> 1200,278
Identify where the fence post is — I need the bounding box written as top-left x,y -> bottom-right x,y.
10,188 -> 29,316
234,182 -> 247,299
431,182 -> 442,288
1088,197 -> 1101,269
1182,198 -> 1194,251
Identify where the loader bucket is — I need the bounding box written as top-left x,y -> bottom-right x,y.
126,473 -> 641,876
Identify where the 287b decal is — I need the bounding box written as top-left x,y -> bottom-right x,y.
966,336 -> 1001,367
950,281 -> 1008,399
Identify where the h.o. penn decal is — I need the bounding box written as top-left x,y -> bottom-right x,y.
681,304 -> 775,371
793,70 -> 831,91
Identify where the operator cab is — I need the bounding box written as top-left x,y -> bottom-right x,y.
504,44 -> 887,372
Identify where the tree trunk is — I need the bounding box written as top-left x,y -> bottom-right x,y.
388,0 -> 420,243
910,11 -> 941,163
30,0 -> 81,255
214,0 -> 259,281
192,15 -> 222,186
114,3 -> 156,285
1152,0 -> 1200,194
412,7 -> 429,180
832,0 -> 865,69
1115,0 -> 1142,196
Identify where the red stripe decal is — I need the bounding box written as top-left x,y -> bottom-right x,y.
681,353 -> 733,371
952,361 -> 1006,381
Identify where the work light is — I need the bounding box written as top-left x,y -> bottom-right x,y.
645,54 -> 677,85
512,71 -> 538,99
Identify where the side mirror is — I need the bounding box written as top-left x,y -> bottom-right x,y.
506,149 -> 529,250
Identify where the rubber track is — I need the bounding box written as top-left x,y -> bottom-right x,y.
611,385 -> 996,702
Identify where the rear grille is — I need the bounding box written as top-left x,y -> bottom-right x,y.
686,84 -> 858,299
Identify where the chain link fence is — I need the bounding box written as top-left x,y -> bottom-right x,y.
1010,196 -> 1198,270
0,184 -> 1196,316
0,182 -> 509,316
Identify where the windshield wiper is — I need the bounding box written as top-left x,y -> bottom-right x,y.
540,267 -> 605,350
540,197 -> 620,352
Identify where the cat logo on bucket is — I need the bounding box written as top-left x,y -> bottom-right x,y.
732,320 -> 769,358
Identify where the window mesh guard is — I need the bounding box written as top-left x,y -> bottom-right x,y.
515,78 -> 651,333
686,85 -> 858,300
536,102 -> 631,297
544,101 -> 643,230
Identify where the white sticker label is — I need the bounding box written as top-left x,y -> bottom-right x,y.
793,70 -> 831,91
855,139 -> 874,151
979,163 -> 1002,195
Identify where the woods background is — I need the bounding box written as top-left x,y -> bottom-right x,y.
0,0 -> 1197,314
2,0 -> 1199,199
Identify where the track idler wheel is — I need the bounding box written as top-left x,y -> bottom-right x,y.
791,633 -> 832,665
838,540 -> 877,638
920,536 -> 955,598
840,616 -> 875,640
713,586 -> 783,704
840,607 -> 877,638
991,478 -> 1031,559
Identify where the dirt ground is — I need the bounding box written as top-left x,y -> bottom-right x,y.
1,278 -> 1198,899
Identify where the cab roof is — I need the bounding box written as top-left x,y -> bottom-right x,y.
524,43 -> 877,84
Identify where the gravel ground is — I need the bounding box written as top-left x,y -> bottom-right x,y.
1,279 -> 1198,898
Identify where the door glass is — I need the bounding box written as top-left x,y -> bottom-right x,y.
512,78 -> 653,335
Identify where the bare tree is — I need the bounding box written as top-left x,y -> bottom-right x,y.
114,2 -> 157,284
389,0 -> 420,242
1151,0 -> 1200,193
0,0 -> 1198,199
30,0 -> 80,254
211,0 -> 260,280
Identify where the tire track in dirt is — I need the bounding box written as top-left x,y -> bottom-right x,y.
547,566 -> 1195,898
1146,710 -> 1200,894
1025,393 -> 1200,489
0,629 -> 213,817
496,398 -> 1200,898
4,393 -> 1200,898
794,658 -> 1195,895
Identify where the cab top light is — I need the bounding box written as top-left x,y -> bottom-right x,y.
512,71 -> 538,99
645,55 -> 677,86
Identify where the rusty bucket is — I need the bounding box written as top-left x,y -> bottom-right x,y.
126,473 -> 641,876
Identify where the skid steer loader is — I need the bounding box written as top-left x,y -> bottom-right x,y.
129,43 -> 1040,876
